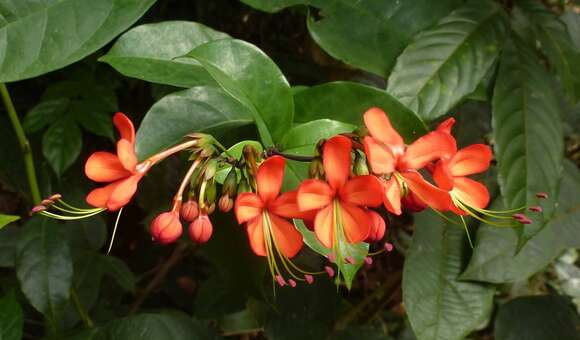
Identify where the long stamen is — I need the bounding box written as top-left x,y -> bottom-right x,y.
147,139 -> 198,165
460,215 -> 474,248
172,159 -> 202,212
107,208 -> 123,254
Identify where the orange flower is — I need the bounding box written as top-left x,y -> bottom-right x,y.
297,135 -> 383,249
85,112 -> 148,211
362,108 -> 456,215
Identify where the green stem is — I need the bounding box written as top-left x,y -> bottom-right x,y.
0,83 -> 41,204
70,288 -> 94,328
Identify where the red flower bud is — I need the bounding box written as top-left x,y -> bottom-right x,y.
151,212 -> 183,244
180,200 -> 199,222
402,191 -> 427,212
189,214 -> 213,244
366,210 -> 387,242
218,195 -> 234,212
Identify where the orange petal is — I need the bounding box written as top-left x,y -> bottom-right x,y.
113,112 -> 135,145
270,191 -> 316,220
382,177 -> 402,215
436,117 -> 456,134
86,182 -> 120,208
257,155 -> 285,203
323,135 -> 352,190
363,107 -> 404,147
314,205 -> 334,248
297,179 -> 334,211
452,177 -> 490,209
366,210 -> 386,242
117,139 -> 138,172
363,137 -> 396,175
432,160 -> 454,191
449,144 -> 492,177
107,174 -> 143,211
84,152 -> 131,182
246,216 -> 266,257
340,202 -> 371,244
399,131 -> 457,170
339,175 -> 383,207
401,171 -> 451,212
268,213 -> 303,258
235,192 -> 264,224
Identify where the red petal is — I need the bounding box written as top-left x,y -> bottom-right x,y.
246,216 -> 266,256
257,155 -> 285,203
107,174 -> 143,211
117,139 -> 138,172
339,175 -> 383,207
340,202 -> 371,244
86,182 -> 120,208
113,112 -> 135,145
436,117 -> 456,134
297,179 -> 334,211
314,205 -> 334,248
401,171 -> 451,212
452,177 -> 490,209
449,144 -> 492,177
270,191 -> 317,220
363,107 -> 403,147
363,137 -> 396,174
323,135 -> 352,190
235,193 -> 263,224
85,152 -> 131,182
433,160 -> 454,191
399,131 -> 457,170
269,214 -> 303,258
382,177 -> 402,215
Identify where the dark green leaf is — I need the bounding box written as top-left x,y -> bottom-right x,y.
71,100 -> 114,140
219,309 -> 260,336
0,214 -> 19,230
42,118 -> 83,176
387,0 -> 507,121
0,226 -> 20,267
98,255 -> 136,294
0,0 -> 157,82
23,99 -> 70,134
0,291 -> 23,340
403,211 -> 495,340
65,216 -> 108,253
561,11 -> 580,50
239,0 -> 309,13
100,21 -> 229,87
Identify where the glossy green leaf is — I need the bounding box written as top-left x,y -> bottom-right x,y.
187,39 -> 294,145
239,0 -> 309,12
387,0 -> 507,121
403,211 -> 495,340
100,21 -> 230,87
215,140 -> 263,184
0,0 -> 157,82
135,86 -> 254,160
15,217 -> 73,320
461,161 -> 580,283
492,38 -> 564,244
307,0 -> 462,76
0,291 -> 23,340
293,82 -> 427,142
42,118 -> 83,176
0,214 -> 19,230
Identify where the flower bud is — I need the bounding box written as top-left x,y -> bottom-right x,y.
180,200 -> 199,222
353,153 -> 369,176
222,168 -> 238,196
189,214 -> 213,244
218,195 -> 234,212
151,212 -> 183,244
366,210 -> 387,242
402,191 -> 427,212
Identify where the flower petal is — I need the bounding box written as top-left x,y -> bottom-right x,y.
323,135 -> 352,190
448,144 -> 492,177
314,205 -> 334,248
113,112 -> 135,145
436,117 -> 456,134
257,155 -> 285,203
107,174 -> 143,211
117,139 -> 138,172
339,175 -> 383,207
366,210 -> 386,242
269,213 -> 303,258
432,160 -> 454,191
340,202 -> 371,244
382,177 -> 402,215
363,137 -> 396,175
401,171 -> 451,212
399,131 -> 457,170
297,179 -> 334,211
452,177 -> 490,209
363,107 -> 404,147
85,152 -> 131,182
270,191 -> 317,220
246,216 -> 267,257
235,192 -> 264,224
86,182 -> 120,208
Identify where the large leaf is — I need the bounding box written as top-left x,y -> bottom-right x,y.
100,21 -> 229,87
42,118 -> 83,176
0,291 -> 23,340
0,0 -> 156,82
387,0 -> 507,121
307,0 -> 462,76
186,39 -> 294,145
492,38 -> 564,243
461,161 -> 580,283
403,211 -> 495,340
135,86 -> 254,160
293,82 -> 427,142
15,217 -> 73,322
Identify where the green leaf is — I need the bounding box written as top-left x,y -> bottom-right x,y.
494,295 -> 580,340
403,211 -> 495,340
0,291 -> 23,340
387,0 -> 507,121
0,0 -> 157,82
187,39 -> 294,145
0,214 -> 19,230
239,0 -> 309,13
561,11 -> 580,50
135,86 -> 254,160
461,161 -> 580,283
0,226 -> 20,267
98,254 -> 136,294
100,21 -> 230,87
492,38 -> 564,244
71,99 -> 114,140
23,99 -> 70,134
65,216 -> 108,253
293,82 -> 427,142
307,0 -> 462,76
15,217 -> 73,321
42,118 -> 83,176
215,140 -> 263,184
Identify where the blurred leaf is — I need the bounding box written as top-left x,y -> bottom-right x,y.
15,217 -> 73,321
100,21 -> 229,87
219,309 -> 260,336
561,11 -> 580,50
0,225 -> 20,267
42,118 -> 83,176
0,214 -> 18,230
492,38 -> 564,244
387,0 -> 507,121
403,211 -> 495,340
334,326 -> 394,340
239,0 -> 309,12
0,0 -> 157,82
187,39 -> 294,145
65,216 -> 108,254
461,160 -> 580,283
494,295 -> 580,340
0,291 -> 23,340
135,86 -> 253,160
23,99 -> 70,134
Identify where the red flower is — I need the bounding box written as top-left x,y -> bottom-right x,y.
84,112 -> 147,211
296,135 -> 383,249
362,108 -> 456,215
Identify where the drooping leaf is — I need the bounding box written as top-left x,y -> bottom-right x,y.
238,0 -> 309,13
0,214 -> 19,230
0,0 -> 157,82
100,21 -> 230,87
42,118 -> 83,176
403,211 -> 495,340
492,38 -> 564,244
0,291 -> 23,340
